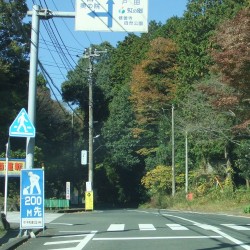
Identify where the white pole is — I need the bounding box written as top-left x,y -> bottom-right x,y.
4,138 -> 10,216
26,5 -> 40,169
185,131 -> 188,193
172,104 -> 175,196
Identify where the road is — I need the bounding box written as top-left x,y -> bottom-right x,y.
15,209 -> 250,250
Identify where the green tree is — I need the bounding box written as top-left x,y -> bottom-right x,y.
0,0 -> 30,151
101,86 -> 143,204
173,0 -> 248,85
234,140 -> 250,189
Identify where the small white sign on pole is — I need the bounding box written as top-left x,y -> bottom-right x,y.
66,182 -> 70,200
86,181 -> 92,192
81,150 -> 87,165
75,0 -> 148,32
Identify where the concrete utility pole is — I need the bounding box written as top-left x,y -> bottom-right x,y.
84,48 -> 94,189
26,5 -> 40,169
171,104 -> 175,196
83,48 -> 106,190
185,131 -> 188,193
26,6 -> 75,169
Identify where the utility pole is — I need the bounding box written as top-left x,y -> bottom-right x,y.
26,6 -> 75,169
26,5 -> 40,169
171,104 -> 175,196
84,48 -> 94,189
84,48 -> 106,191
185,130 -> 188,193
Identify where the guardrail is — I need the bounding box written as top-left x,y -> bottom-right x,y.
44,199 -> 69,210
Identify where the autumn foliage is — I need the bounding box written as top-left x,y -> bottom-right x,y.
130,38 -> 178,124
211,9 -> 250,92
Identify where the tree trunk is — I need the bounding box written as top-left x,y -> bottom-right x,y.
0,207 -> 5,230
246,179 -> 250,190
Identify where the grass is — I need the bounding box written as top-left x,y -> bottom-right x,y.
141,188 -> 250,216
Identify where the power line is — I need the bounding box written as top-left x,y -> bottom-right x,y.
38,60 -> 84,121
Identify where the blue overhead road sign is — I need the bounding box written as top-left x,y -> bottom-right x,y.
9,108 -> 35,137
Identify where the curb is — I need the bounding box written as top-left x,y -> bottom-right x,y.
0,228 -> 42,250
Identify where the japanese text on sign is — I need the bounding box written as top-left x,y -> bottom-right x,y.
75,0 -> 148,32
0,159 -> 25,177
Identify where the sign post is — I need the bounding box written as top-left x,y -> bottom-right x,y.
20,169 -> 44,230
4,139 -> 10,216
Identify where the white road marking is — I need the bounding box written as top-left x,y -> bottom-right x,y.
107,224 -> 125,231
166,224 -> 189,230
158,212 -> 250,250
222,224 -> 250,231
52,234 -> 88,238
50,223 -> 73,226
195,223 -> 219,231
139,224 -> 156,231
45,239 -> 82,245
59,231 -> 93,233
212,229 -> 250,250
93,236 -> 222,241
44,231 -> 97,250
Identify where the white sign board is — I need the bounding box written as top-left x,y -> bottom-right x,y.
75,0 -> 148,33
81,150 -> 87,165
86,181 -> 92,192
66,182 -> 70,200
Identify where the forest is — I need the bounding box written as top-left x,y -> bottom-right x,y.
0,0 -> 250,208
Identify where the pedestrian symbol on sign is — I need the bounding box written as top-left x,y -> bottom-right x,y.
9,108 -> 35,137
17,111 -> 28,133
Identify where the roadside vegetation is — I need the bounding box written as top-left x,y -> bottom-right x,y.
0,0 -> 250,211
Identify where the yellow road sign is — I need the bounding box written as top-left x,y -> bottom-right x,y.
85,191 -> 94,211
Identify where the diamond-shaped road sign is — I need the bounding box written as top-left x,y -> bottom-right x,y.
9,108 -> 35,138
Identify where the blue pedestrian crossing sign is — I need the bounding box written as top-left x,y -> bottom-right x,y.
9,108 -> 35,137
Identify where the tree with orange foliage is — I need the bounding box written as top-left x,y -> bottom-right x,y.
211,8 -> 250,93
130,37 -> 178,125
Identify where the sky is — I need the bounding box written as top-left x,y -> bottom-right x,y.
24,0 -> 188,101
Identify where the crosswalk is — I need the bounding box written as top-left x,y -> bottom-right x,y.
106,223 -> 250,232
42,223 -> 250,249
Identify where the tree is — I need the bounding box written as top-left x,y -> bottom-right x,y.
211,8 -> 250,93
35,74 -> 85,197
174,77 -> 236,177
173,0 -> 249,84
234,140 -> 250,189
130,37 -> 178,125
0,0 -> 30,151
101,86 -> 143,204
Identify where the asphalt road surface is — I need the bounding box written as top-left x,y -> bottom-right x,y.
15,209 -> 250,250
